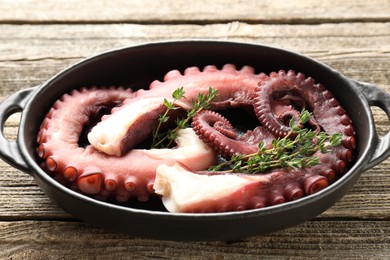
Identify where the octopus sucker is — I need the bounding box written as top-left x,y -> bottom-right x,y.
184,66 -> 201,75
251,196 -> 267,209
78,172 -> 103,195
103,173 -> 120,191
124,177 -> 138,192
45,157 -> 57,172
37,144 -> 48,158
38,65 -> 356,213
303,175 -> 329,195
163,69 -> 182,82
202,65 -> 218,72
283,181 -> 305,201
270,191 -> 286,205
63,166 -> 78,182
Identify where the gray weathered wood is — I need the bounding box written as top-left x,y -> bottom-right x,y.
1,22 -> 389,61
0,0 -> 389,24
0,220 -> 389,259
0,22 -> 388,89
1,0 -> 390,257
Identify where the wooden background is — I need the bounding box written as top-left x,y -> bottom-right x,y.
0,0 -> 389,258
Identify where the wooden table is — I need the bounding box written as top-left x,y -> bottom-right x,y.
0,0 -> 389,258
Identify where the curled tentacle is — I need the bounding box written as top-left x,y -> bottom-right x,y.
191,110 -> 274,158
37,87 -> 216,202
253,70 -> 356,180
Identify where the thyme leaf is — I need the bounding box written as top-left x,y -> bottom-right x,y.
208,110 -> 343,174
151,86 -> 218,148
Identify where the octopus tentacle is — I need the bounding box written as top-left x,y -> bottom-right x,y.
253,70 -> 356,177
191,110 -> 275,158
37,87 -> 216,202
254,70 -> 355,142
154,163 -> 331,213
88,64 -> 264,156
87,96 -> 190,156
212,121 -> 238,140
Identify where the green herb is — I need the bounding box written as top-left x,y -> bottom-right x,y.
151,86 -> 218,148
208,110 -> 343,174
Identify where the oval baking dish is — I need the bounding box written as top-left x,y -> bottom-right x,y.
0,41 -> 389,241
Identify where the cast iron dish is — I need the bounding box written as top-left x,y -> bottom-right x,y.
0,41 -> 389,241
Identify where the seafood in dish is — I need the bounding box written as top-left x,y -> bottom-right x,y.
37,65 -> 356,212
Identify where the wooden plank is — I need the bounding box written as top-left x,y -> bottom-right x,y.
1,22 -> 389,61
0,0 -> 389,24
0,23 -> 389,94
0,220 -> 389,258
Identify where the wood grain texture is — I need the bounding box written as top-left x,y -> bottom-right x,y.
1,0 -> 390,257
0,220 -> 389,259
0,22 -> 388,88
0,0 -> 389,24
1,22 -> 389,61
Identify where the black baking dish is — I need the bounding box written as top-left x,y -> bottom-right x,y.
0,40 -> 389,241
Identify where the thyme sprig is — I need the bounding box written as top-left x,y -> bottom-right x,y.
151,86 -> 218,148
208,110 -> 343,174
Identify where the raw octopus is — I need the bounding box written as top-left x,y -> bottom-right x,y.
37,87 -> 216,202
37,65 -> 356,213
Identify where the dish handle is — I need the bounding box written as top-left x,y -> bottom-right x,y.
0,88 -> 36,173
354,81 -> 390,171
